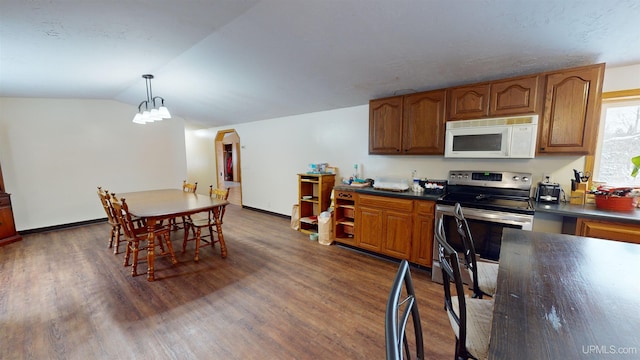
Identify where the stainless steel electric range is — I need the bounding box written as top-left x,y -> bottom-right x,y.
431,170 -> 535,283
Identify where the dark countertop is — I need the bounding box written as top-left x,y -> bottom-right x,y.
333,184 -> 443,201
335,185 -> 640,224
534,201 -> 640,224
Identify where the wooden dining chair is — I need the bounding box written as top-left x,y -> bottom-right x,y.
170,180 -> 198,231
97,186 -> 122,254
436,217 -> 493,360
183,185 -> 229,261
385,259 -> 424,360
453,203 -> 499,299
111,196 -> 178,277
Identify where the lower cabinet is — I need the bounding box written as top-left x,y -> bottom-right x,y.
575,218 -> 640,244
351,193 -> 434,267
410,201 -> 436,266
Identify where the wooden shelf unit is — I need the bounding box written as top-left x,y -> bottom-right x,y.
334,189 -> 356,245
297,173 -> 335,235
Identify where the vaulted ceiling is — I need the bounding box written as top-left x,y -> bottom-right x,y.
1,0 -> 639,127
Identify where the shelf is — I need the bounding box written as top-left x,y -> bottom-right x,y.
337,219 -> 354,226
300,216 -> 318,224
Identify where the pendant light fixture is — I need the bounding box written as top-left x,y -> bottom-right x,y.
132,74 -> 172,124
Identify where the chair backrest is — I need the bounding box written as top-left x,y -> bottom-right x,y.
97,187 -> 118,225
385,259 -> 424,360
209,185 -> 230,223
436,217 -> 470,359
453,203 -> 482,298
183,180 -> 198,193
110,196 -> 139,240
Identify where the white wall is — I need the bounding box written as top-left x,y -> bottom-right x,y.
0,98 -> 187,231
603,63 -> 640,92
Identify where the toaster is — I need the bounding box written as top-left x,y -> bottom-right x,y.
536,182 -> 561,204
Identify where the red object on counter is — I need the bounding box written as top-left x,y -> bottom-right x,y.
594,195 -> 635,211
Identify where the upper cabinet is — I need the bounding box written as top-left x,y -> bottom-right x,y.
369,62 -> 604,156
448,75 -> 540,120
537,63 -> 605,155
490,76 -> 540,116
369,90 -> 446,155
448,84 -> 490,120
369,96 -> 403,154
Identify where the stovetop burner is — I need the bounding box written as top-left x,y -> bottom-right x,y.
437,170 -> 535,215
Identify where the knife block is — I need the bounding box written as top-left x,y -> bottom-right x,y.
570,183 -> 588,205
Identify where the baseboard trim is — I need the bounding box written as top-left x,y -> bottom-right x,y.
20,218 -> 107,235
241,205 -> 290,219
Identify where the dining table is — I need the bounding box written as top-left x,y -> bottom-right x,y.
488,228 -> 640,359
118,188 -> 229,281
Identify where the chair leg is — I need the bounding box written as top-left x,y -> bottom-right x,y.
113,226 -> 122,255
160,232 -> 178,265
182,223 -> 190,253
131,240 -> 140,276
123,241 -> 132,267
194,227 -> 202,262
108,226 -> 115,249
207,224 -> 215,251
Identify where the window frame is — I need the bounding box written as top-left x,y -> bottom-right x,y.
588,88 -> 640,186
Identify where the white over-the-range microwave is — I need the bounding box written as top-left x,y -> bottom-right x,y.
444,115 -> 539,158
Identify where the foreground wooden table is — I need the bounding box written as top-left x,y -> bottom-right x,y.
489,228 -> 640,359
119,189 -> 229,281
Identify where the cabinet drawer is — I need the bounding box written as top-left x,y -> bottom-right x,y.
358,194 -> 413,212
0,196 -> 10,207
335,190 -> 355,200
414,200 -> 435,215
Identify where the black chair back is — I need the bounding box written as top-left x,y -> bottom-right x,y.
385,259 -> 424,360
436,217 -> 473,359
453,203 -> 484,298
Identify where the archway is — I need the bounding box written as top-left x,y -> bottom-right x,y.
214,129 -> 242,206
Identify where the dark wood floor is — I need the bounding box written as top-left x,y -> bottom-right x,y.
0,205 -> 455,359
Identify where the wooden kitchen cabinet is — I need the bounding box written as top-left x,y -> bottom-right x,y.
448,84 -> 490,120
356,195 -> 413,258
410,200 -> 436,267
333,189 -> 356,246
538,63 -> 605,154
490,75 -> 540,116
369,90 -> 446,155
402,90 -> 447,154
449,75 -> 540,120
575,217 -> 640,244
369,96 -> 403,154
0,162 -> 21,246
356,203 -> 384,252
298,173 -> 335,235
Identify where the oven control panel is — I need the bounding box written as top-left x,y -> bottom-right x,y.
448,170 -> 532,189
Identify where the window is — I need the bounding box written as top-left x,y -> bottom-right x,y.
593,91 -> 640,186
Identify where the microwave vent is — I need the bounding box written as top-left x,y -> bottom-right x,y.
447,115 -> 538,129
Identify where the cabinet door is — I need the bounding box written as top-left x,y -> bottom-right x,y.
411,201 -> 435,266
356,206 -> 383,252
369,96 -> 403,154
448,84 -> 490,120
538,64 -> 604,154
381,210 -> 413,259
0,206 -> 17,240
490,76 -> 540,116
576,218 -> 640,245
402,90 -> 446,154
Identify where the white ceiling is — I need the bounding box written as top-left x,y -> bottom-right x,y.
1,0 -> 640,128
